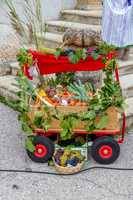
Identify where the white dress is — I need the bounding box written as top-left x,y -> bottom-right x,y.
102,0 -> 133,47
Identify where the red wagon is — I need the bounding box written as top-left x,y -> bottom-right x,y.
22,50 -> 126,165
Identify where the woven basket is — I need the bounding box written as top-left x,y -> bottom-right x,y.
53,158 -> 85,174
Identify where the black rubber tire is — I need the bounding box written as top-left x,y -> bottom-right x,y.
91,136 -> 120,165
26,136 -> 55,163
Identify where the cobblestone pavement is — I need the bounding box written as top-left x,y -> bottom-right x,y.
0,103 -> 133,200
0,24 -> 20,62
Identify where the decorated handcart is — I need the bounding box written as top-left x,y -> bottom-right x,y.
17,45 -> 126,171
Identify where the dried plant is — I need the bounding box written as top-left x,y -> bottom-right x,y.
5,0 -> 26,36
5,0 -> 46,50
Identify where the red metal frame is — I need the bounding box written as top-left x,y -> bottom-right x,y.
29,50 -> 105,74
27,50 -> 126,144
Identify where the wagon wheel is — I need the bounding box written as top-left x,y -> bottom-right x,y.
91,136 -> 120,165
26,136 -> 55,163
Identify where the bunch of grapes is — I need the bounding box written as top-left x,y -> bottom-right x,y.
54,149 -> 64,165
54,149 -> 85,167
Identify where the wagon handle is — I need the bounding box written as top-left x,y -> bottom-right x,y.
118,112 -> 126,144
115,62 -> 126,143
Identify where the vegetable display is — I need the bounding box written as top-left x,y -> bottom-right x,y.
16,42 -> 125,152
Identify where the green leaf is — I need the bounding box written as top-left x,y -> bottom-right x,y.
18,113 -> 29,122
42,121 -> 50,131
69,54 -> 79,64
82,48 -> 87,60
95,115 -> 109,129
86,124 -> 95,132
22,123 -> 33,134
91,52 -> 99,60
60,129 -> 68,137
54,48 -> 62,59
25,137 -> 35,152
83,111 -> 96,120
33,116 -> 42,127
34,111 -> 43,118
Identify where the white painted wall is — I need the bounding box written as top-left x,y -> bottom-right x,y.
42,0 -> 77,20
0,0 -> 77,23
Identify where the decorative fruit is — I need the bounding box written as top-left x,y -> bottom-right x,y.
67,157 -> 80,167
60,154 -> 68,167
62,48 -> 75,56
54,149 -> 64,165
61,99 -> 68,106
54,149 -> 85,167
45,87 -> 56,97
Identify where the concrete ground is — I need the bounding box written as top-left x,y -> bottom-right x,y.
0,103 -> 133,200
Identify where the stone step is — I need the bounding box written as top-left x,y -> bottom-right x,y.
76,5 -> 102,10
46,20 -> 101,34
9,62 -> 19,75
0,61 -> 19,76
76,1 -> 102,10
125,97 -> 133,130
0,75 -> 19,100
0,61 -> 11,76
43,32 -> 63,48
61,9 -> 102,25
118,56 -> 133,76
130,48 -> 133,54
120,74 -> 133,98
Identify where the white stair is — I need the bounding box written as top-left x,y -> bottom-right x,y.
61,9 -> 102,25
0,75 -> 19,100
46,20 -> 101,34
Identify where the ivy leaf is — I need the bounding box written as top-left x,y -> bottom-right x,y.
54,48 -> 62,59
33,116 -> 42,127
22,123 -> 33,134
86,124 -> 96,132
82,111 -> 96,120
95,115 -> 109,129
82,48 -> 87,60
34,111 -> 43,118
69,54 -> 79,64
25,137 -> 35,152
43,105 -> 50,112
91,52 -> 99,60
61,129 -> 68,137
42,121 -> 50,131
18,113 -> 29,122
